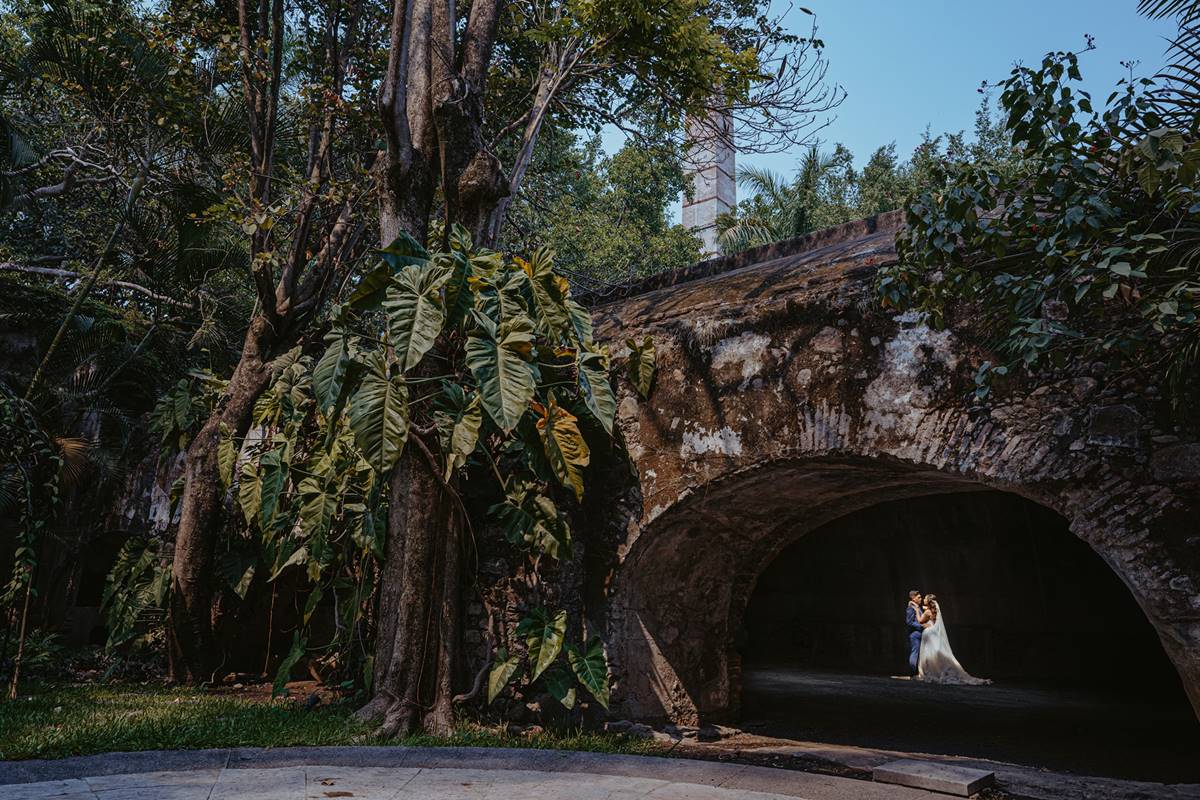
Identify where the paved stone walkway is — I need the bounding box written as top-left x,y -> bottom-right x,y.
0,748 -> 936,800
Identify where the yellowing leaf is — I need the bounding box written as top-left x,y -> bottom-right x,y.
536,394 -> 590,500
626,336 -> 656,399
487,648 -> 521,704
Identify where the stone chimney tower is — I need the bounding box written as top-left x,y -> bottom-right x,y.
682,109 -> 736,256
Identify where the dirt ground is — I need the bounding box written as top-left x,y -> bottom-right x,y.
737,666 -> 1200,784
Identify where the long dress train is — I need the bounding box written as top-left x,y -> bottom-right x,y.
917,601 -> 991,685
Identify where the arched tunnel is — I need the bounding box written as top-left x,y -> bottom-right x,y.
595,214 -> 1200,783
607,457 -> 1200,781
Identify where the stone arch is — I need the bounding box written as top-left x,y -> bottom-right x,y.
592,216 -> 1200,724
606,451 -> 1198,724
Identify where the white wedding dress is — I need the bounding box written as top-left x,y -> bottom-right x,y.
917,601 -> 991,685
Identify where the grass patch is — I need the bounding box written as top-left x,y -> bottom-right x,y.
0,684 -> 660,761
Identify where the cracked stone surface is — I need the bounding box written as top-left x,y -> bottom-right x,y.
586,212 -> 1200,725
0,748 -> 936,800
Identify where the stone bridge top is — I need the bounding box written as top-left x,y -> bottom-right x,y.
593,210 -> 902,335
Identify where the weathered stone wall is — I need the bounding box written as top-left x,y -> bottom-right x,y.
589,213 -> 1200,724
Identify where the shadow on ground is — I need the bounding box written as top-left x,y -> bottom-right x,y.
739,666 -> 1200,783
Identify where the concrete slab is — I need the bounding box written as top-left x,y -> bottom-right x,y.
873,760 -> 994,797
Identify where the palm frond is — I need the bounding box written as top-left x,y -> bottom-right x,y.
1141,2 -> 1200,128
736,165 -> 789,200
1138,0 -> 1200,21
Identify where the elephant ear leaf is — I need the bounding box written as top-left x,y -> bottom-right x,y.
542,666 -> 576,710
487,647 -> 521,704
515,249 -> 570,339
533,394 -> 590,500
258,448 -> 286,529
465,311 -> 536,432
626,336 -> 655,399
379,230 -> 431,269
567,299 -> 593,347
384,263 -> 449,372
577,350 -> 616,435
349,232 -> 431,311
435,387 -> 482,482
566,636 -> 610,709
313,332 -> 362,423
516,608 -> 566,682
238,456 -> 263,527
218,422 -> 237,490
348,353 -> 409,475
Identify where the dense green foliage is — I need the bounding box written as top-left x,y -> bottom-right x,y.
717,98 -> 1016,252
505,132 -> 701,288
224,227 -> 644,704
881,46 -> 1200,409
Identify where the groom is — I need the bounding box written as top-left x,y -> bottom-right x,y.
906,590 -> 923,676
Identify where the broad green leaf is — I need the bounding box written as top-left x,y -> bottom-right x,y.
346,265 -> 394,311
515,249 -> 570,339
384,263 -> 449,371
567,299 -> 594,347
490,483 -> 571,560
298,473 -> 338,539
350,232 -> 431,311
238,458 -> 262,526
379,230 -> 431,269
217,422 -> 237,490
313,332 -> 358,416
216,551 -> 258,600
466,311 -> 536,432
542,666 -> 576,710
442,252 -> 475,326
259,449 -> 286,529
516,608 -> 567,682
271,345 -> 305,378
567,636 -> 610,708
435,388 -> 482,482
534,394 -> 591,500
348,353 -> 409,475
273,632 -> 307,696
487,647 -> 521,704
577,350 -> 616,435
626,336 -> 656,399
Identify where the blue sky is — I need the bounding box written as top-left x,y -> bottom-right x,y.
769,1 -> 1177,173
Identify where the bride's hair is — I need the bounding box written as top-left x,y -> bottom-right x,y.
925,594 -> 939,621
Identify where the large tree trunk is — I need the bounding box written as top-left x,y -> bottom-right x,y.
360,0 -> 503,736
168,315 -> 277,684
358,436 -> 462,736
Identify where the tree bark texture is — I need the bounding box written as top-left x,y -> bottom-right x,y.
359,437 -> 462,736
168,315 -> 276,683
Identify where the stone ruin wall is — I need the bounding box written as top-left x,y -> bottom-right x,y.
577,213 -> 1200,725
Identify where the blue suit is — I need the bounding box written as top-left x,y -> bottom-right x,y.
906,603 -> 923,675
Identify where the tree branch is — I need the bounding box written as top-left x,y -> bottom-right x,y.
0,263 -> 197,309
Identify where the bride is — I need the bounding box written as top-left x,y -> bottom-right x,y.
916,594 -> 991,685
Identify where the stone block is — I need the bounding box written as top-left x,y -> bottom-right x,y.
1086,404 -> 1140,448
873,759 -> 995,796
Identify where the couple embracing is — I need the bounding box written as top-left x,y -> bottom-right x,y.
906,590 -> 990,685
